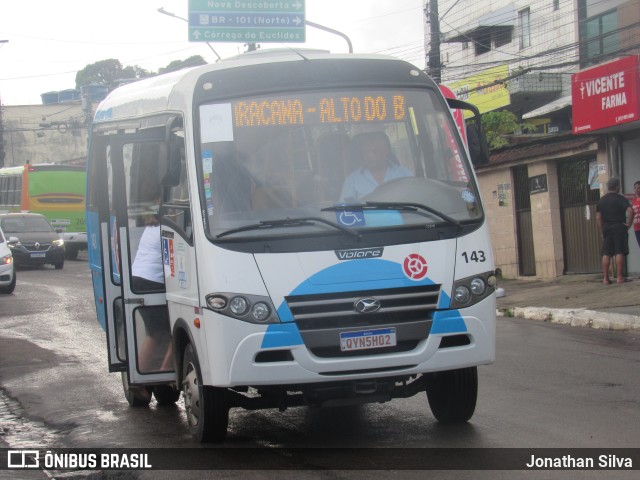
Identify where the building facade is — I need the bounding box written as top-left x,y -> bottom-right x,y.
425,0 -> 640,278
1,102 -> 91,167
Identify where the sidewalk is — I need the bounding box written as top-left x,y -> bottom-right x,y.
495,273 -> 640,331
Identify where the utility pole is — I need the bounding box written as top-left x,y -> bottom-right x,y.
426,1 -> 442,83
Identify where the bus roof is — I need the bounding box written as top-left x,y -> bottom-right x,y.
94,50 -> 432,124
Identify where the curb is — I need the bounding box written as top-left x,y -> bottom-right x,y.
497,307 -> 640,331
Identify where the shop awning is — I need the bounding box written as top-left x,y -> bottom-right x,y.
522,95 -> 572,119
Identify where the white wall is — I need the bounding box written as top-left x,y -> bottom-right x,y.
434,0 -> 578,88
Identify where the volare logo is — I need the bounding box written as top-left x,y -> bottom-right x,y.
335,247 -> 384,261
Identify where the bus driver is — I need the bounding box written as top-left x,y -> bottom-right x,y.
340,131 -> 412,202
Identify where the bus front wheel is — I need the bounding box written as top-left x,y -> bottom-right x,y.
182,343 -> 229,442
425,366 -> 478,423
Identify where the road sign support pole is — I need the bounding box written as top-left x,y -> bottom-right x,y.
305,21 -> 353,53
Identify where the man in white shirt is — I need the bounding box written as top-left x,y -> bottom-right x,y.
340,131 -> 412,202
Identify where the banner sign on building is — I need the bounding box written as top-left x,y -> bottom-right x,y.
444,65 -> 510,116
572,55 -> 640,134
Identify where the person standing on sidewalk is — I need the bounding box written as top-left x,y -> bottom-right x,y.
631,180 -> 640,248
596,177 -> 633,285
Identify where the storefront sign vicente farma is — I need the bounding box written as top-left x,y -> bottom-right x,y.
572,55 -> 640,134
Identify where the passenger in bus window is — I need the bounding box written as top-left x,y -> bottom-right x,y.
340,131 -> 412,202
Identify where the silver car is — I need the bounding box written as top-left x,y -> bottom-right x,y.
0,225 -> 16,294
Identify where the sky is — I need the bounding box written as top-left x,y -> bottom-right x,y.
0,0 -> 426,106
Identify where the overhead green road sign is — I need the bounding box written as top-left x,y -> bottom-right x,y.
188,0 -> 306,43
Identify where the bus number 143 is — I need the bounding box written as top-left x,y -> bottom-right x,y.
461,251 -> 486,263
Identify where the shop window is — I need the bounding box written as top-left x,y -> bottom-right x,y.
580,9 -> 619,65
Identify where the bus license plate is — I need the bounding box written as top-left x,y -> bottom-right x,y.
30,252 -> 46,258
340,327 -> 396,352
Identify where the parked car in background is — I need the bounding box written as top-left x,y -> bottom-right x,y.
0,225 -> 16,293
0,213 -> 65,270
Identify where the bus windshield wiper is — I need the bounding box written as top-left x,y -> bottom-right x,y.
216,217 -> 361,239
322,202 -> 462,231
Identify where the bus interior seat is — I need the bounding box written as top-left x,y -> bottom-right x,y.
315,131 -> 351,201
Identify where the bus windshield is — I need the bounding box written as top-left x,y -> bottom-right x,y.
197,88 -> 482,240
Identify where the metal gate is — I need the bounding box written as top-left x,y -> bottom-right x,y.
513,165 -> 536,276
558,158 -> 602,273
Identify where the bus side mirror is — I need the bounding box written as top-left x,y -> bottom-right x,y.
466,123 -> 490,166
445,97 -> 490,167
161,141 -> 182,187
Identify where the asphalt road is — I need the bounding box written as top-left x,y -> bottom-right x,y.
0,257 -> 639,479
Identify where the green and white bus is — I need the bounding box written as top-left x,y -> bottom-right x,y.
0,164 -> 87,259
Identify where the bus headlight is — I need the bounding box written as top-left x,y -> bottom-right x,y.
251,302 -> 271,322
205,292 -> 280,324
470,277 -> 487,295
453,286 -> 471,304
450,271 -> 496,309
229,296 -> 249,315
206,294 -> 227,309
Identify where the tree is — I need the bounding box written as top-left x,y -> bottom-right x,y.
75,59 -> 132,90
75,56 -> 208,91
158,55 -> 207,75
481,111 -> 536,149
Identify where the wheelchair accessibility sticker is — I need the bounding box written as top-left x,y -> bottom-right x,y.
336,209 -> 365,227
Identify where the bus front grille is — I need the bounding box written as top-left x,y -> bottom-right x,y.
285,284 -> 441,331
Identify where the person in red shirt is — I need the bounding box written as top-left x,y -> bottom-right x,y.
632,180 -> 640,249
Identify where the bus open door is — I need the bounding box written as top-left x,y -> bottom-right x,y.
88,126 -> 179,406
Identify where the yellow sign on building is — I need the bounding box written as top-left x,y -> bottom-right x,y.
445,65 -> 510,115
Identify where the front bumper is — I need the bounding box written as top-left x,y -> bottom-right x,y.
0,262 -> 15,286
197,296 -> 496,387
10,246 -> 65,266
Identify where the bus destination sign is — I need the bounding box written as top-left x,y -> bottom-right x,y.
233,93 -> 408,127
188,0 -> 306,43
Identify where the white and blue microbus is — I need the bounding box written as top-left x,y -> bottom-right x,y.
87,49 -> 496,442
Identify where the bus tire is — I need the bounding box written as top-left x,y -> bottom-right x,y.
65,246 -> 79,260
182,343 -> 229,442
153,385 -> 181,406
425,366 -> 477,423
121,371 -> 152,407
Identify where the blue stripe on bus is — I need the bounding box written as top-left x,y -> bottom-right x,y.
267,259 -> 465,348
276,259 -> 435,323
431,310 -> 467,334
261,323 -> 304,348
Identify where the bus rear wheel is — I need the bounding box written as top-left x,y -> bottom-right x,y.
425,366 -> 478,423
182,343 -> 229,442
153,384 -> 181,405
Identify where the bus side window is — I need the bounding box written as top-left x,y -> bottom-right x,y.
163,131 -> 193,242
